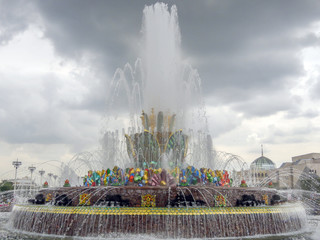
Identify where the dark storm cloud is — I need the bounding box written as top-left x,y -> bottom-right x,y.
173,0 -> 320,116
31,0 -> 320,118
175,1 -> 320,140
32,0 -> 154,117
1,0 -> 320,147
179,0 -> 320,57
34,0 -> 147,71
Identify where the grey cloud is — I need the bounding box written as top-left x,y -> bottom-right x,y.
57,71 -> 108,113
0,1 -> 36,45
30,0 -> 320,119
31,1 -> 151,117
311,76 -> 320,100
34,0 -> 147,71
179,1 -> 320,57
203,51 -> 303,95
286,106 -> 320,119
204,52 -> 304,118
0,72 -> 100,148
2,0 -> 320,146
175,1 -> 320,117
299,33 -> 320,47
208,108 -> 243,138
231,90 -> 297,117
262,122 -> 319,144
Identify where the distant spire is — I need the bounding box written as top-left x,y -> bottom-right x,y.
261,144 -> 264,156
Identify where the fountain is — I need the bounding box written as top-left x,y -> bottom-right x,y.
9,2 -> 308,239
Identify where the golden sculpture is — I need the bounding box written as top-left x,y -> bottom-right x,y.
150,108 -> 156,133
127,109 -> 187,168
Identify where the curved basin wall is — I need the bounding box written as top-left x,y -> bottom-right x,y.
11,203 -> 306,238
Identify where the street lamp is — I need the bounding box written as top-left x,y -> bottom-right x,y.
12,159 -> 22,195
53,175 -> 58,187
28,165 -> 36,182
28,165 -> 36,194
39,170 -> 45,187
48,173 -> 53,187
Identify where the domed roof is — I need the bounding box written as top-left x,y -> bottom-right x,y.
250,155 -> 276,170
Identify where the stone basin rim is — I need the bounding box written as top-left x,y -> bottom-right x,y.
13,202 -> 305,216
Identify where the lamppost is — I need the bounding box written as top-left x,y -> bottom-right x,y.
53,175 -> 58,187
48,173 -> 53,187
12,159 -> 22,197
39,170 -> 45,187
28,165 -> 36,180
28,165 -> 36,194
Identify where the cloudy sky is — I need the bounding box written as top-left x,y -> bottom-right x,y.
1,0 -> 320,179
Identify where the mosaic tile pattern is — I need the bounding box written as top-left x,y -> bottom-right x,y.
79,194 -> 91,206
45,193 -> 52,202
14,204 -> 302,216
141,194 -> 156,207
263,194 -> 269,205
215,194 -> 226,207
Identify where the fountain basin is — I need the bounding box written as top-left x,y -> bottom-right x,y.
12,203 -> 306,238
11,186 -> 307,238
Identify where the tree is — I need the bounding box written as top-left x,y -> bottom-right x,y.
299,178 -> 320,193
0,181 -> 14,192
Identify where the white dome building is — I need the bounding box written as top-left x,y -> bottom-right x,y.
250,145 -> 276,180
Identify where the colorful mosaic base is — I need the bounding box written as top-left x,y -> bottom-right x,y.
79,194 -> 91,206
141,194 -> 156,207
14,204 -> 304,216
215,195 -> 226,207
263,194 -> 269,205
45,193 -> 52,202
